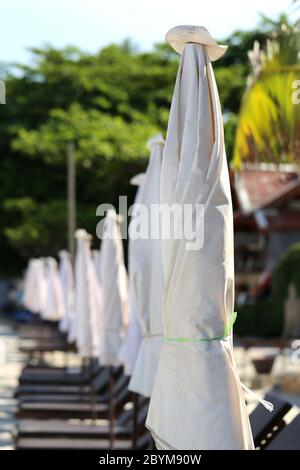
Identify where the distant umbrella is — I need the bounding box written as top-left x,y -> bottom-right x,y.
98,210 -> 128,366
92,249 -> 101,284
42,257 -> 64,321
58,250 -> 75,337
129,134 -> 164,396
74,229 -> 101,357
118,173 -> 145,376
23,258 -> 36,311
23,258 -> 47,315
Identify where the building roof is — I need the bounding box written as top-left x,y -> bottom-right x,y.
232,163 -> 300,232
233,163 -> 300,214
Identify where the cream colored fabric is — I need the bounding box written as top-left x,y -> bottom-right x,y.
146,44 -> 254,450
118,177 -> 144,376
58,250 -> 75,336
23,259 -> 36,311
74,230 -> 101,357
42,257 -> 64,321
23,259 -> 47,314
166,25 -> 227,61
99,210 -> 128,366
92,249 -> 101,284
129,135 -> 164,397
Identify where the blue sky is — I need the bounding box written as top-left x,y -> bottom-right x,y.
0,0 -> 298,65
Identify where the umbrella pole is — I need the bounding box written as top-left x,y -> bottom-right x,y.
39,315 -> 44,365
131,392 -> 139,449
79,356 -> 86,393
65,343 -> 70,370
108,366 -> 115,448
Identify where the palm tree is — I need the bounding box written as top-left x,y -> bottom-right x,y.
233,15 -> 300,168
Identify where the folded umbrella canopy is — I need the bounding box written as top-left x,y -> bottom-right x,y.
118,173 -> 145,376
23,258 -> 47,314
146,26 -> 254,450
42,257 -> 64,321
92,249 -> 101,284
98,210 -> 128,366
58,250 -> 75,336
129,134 -> 164,397
23,259 -> 36,311
74,229 -> 101,357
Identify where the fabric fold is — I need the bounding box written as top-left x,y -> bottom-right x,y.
98,210 -> 128,367
58,250 -> 75,335
74,229 -> 101,357
146,43 -> 254,450
129,134 -> 164,397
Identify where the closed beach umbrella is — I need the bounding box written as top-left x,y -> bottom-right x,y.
58,250 -> 75,335
74,229 -> 101,357
24,258 -> 47,315
92,249 -> 101,284
42,257 -> 64,321
129,134 -> 164,397
118,173 -> 145,375
146,26 -> 254,450
23,259 -> 36,311
98,210 -> 128,366
129,173 -> 146,187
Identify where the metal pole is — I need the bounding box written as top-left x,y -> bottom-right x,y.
132,392 -> 139,449
109,367 -> 115,448
67,141 -> 76,261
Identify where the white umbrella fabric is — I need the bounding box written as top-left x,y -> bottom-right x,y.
129,134 -> 164,396
118,173 -> 145,376
23,258 -> 47,315
58,250 -> 75,336
98,210 -> 128,366
74,229 -> 101,358
92,249 -> 101,284
23,258 -> 36,311
146,26 -> 254,450
42,257 -> 64,321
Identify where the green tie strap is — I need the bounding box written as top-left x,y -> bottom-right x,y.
165,311 -> 237,343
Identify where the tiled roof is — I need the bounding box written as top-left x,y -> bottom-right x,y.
233,164 -> 300,214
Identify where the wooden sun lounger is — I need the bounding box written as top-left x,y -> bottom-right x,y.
19,363 -> 101,385
16,386 -> 131,420
16,401 -> 110,420
249,392 -> 292,449
16,322 -> 58,334
19,329 -> 65,340
16,403 -> 150,451
16,384 -> 91,396
18,373 -> 129,404
15,367 -> 109,396
19,341 -> 70,354
18,392 -> 108,404
265,414 -> 300,450
16,399 -> 149,440
16,433 -> 151,450
16,421 -> 131,440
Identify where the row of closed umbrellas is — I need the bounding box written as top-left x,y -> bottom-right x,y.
22,25 -> 256,450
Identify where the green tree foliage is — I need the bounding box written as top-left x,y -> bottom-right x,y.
233,15 -> 300,168
236,243 -> 300,337
0,26 -> 267,274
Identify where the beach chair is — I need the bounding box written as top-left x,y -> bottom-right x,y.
15,398 -> 150,450
249,392 -> 291,449
16,375 -> 131,420
265,414 -> 300,450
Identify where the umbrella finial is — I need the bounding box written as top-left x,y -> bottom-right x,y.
166,25 -> 227,61
146,133 -> 165,152
130,172 -> 146,187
